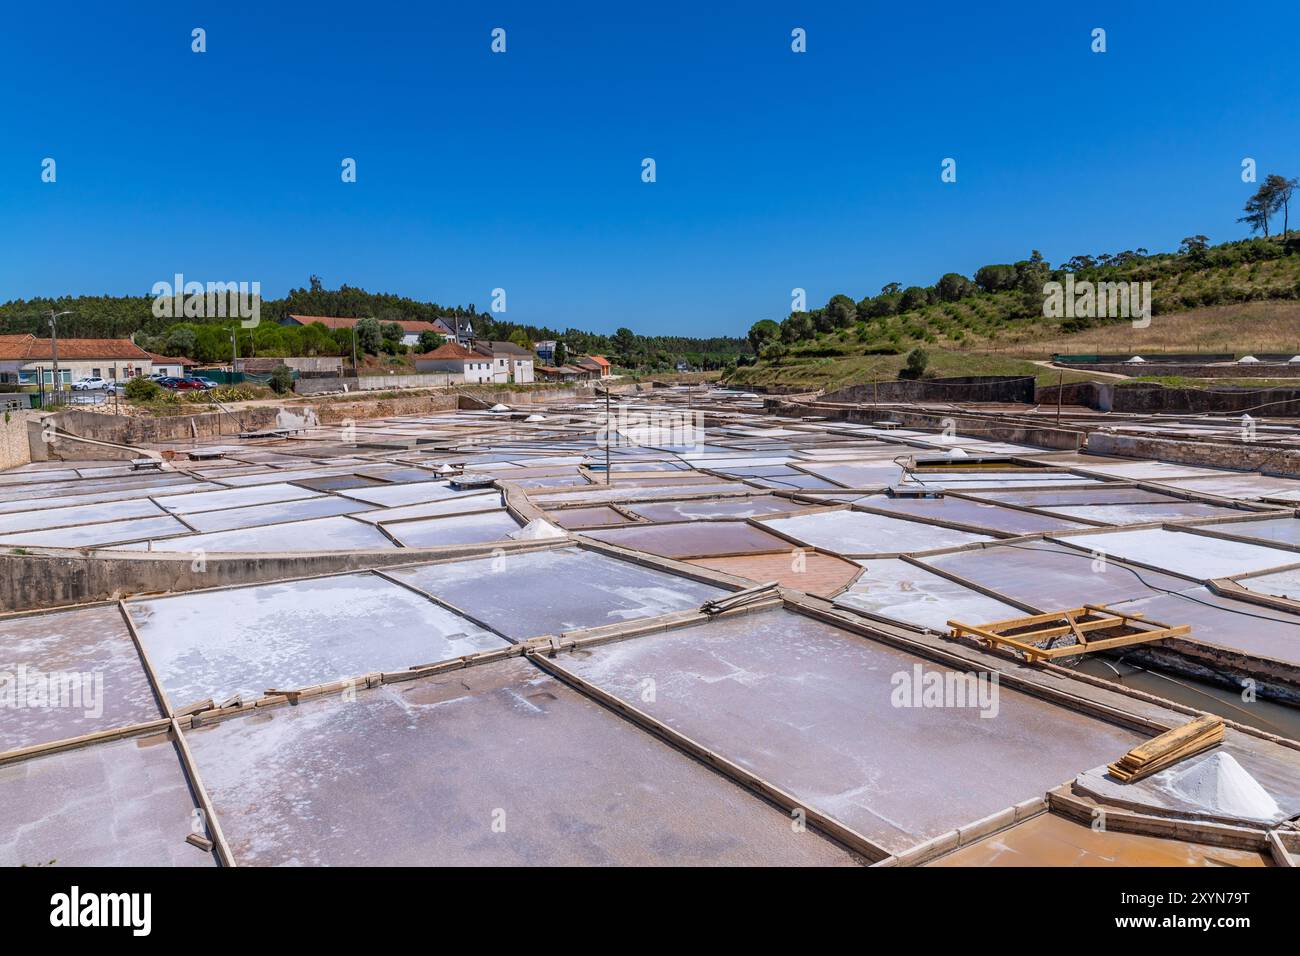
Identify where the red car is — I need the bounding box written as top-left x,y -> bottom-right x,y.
158,377 -> 206,391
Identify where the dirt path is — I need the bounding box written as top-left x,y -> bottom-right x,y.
1031,360 -> 1131,381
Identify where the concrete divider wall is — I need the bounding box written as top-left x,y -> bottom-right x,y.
824,376 -> 1036,405
31,382 -> 622,458
0,542 -> 556,611
1060,362 -> 1300,379
1088,432 -> 1300,478
294,372 -> 456,395
770,399 -> 1085,450
1,410 -> 37,469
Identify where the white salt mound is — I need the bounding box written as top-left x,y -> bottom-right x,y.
946,446 -> 969,458
507,518 -> 567,541
1168,752 -> 1280,820
489,403 -> 511,413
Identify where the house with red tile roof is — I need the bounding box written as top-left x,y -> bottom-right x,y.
413,342 -> 496,384
145,352 -> 199,378
575,354 -> 612,378
0,334 -> 153,387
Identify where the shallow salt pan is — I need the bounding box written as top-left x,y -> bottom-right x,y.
127,573 -> 506,706
762,509 -> 992,556
390,547 -> 725,640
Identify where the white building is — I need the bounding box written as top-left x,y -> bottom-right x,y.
473,341 -> 535,384
414,342 -> 495,384
0,334 -> 154,386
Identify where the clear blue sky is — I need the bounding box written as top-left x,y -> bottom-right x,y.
1,2 -> 1295,336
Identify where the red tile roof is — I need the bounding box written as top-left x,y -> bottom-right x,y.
146,352 -> 198,366
0,334 -> 151,361
584,354 -> 611,367
418,342 -> 480,361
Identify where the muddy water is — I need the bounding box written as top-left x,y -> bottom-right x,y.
1071,657 -> 1300,741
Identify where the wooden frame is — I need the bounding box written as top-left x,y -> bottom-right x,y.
948,605 -> 1190,663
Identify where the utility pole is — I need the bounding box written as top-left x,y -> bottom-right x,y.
231,327 -> 238,381
47,309 -> 73,393
1056,367 -> 1063,426
604,384 -> 612,484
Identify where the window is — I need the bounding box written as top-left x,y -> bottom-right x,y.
92,368 -> 101,378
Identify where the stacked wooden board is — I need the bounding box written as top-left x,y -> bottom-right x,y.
1107,715 -> 1226,783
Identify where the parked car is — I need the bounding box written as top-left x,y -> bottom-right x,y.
156,376 -> 203,390
72,377 -> 112,390
189,377 -> 218,389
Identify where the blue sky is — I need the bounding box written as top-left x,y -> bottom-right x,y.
1,2 -> 1295,336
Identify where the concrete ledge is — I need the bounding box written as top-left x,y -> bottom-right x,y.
0,539 -> 563,612
1088,432 -> 1300,479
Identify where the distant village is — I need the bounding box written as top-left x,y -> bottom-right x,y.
0,313 -> 613,394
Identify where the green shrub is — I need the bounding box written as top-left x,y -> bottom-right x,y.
269,365 -> 294,394
124,377 -> 162,402
901,347 -> 930,379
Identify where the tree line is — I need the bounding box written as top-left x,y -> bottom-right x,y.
748,169 -> 1300,359
0,280 -> 749,371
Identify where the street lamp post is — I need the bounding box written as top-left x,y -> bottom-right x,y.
47,310 -> 73,393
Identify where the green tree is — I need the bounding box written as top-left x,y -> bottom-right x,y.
974,264 -> 1016,291
825,294 -> 857,328
934,273 -> 974,302
163,327 -> 197,357
1239,180 -> 1283,238
747,318 -> 780,352
899,286 -> 930,311
780,312 -> 815,342
355,317 -> 382,354
902,347 -> 929,379
269,364 -> 294,394
1265,174 -> 1298,237
553,341 -> 568,365
417,330 -> 444,352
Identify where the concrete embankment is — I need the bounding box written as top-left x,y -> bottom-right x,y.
27,382 -> 634,461
0,539 -> 561,612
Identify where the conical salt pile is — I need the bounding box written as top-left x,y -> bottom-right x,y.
1169,752 -> 1281,820
507,518 -> 567,540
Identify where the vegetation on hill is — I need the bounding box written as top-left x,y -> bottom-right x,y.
0,279 -> 750,372
732,172 -> 1300,386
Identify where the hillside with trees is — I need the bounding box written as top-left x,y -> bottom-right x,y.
0,277 -> 749,372
732,172 -> 1300,388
